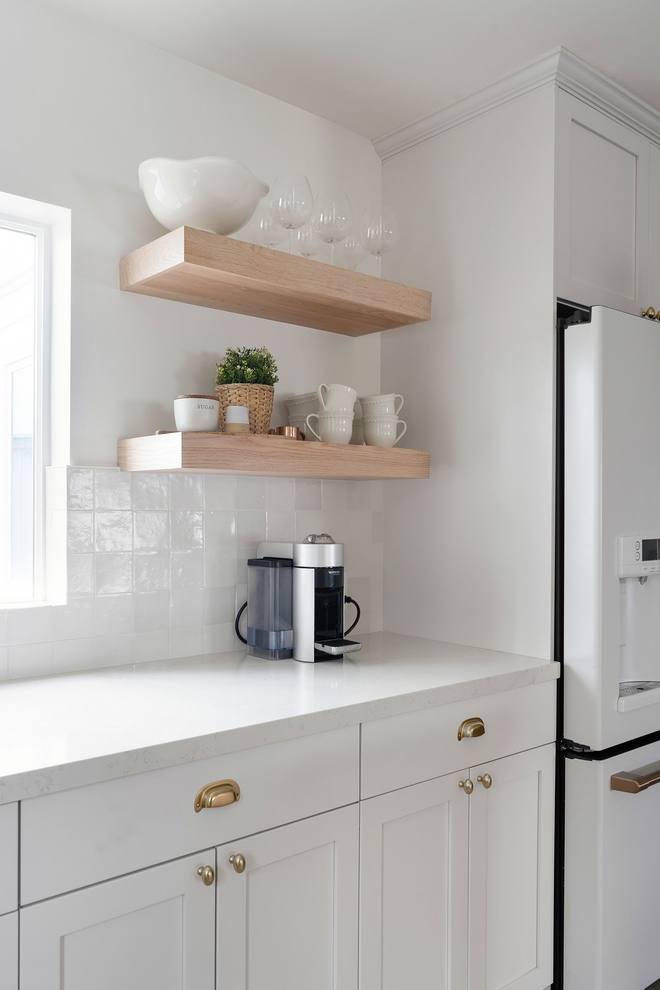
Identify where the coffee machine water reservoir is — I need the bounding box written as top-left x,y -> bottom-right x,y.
236,535 -> 362,663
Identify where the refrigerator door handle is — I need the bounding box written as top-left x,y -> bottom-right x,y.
611,758 -> 660,793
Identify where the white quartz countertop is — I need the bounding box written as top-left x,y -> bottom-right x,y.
0,632 -> 559,804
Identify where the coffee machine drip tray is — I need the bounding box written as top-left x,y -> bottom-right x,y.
618,681 -> 660,712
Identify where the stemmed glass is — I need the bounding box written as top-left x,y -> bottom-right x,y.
314,193 -> 353,265
268,173 -> 314,253
340,229 -> 366,271
295,223 -> 322,259
359,208 -> 399,277
253,205 -> 288,250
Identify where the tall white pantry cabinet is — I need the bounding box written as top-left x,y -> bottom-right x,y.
1,679 -> 556,990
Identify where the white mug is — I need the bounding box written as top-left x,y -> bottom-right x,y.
173,395 -> 219,432
362,414 -> 407,448
317,383 -> 357,412
359,393 -> 404,417
306,410 -> 354,444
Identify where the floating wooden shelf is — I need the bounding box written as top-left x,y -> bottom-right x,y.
119,227 -> 432,336
117,433 -> 430,480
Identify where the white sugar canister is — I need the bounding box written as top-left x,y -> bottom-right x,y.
173,394 -> 219,432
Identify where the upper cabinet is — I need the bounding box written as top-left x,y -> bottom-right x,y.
555,90 -> 651,315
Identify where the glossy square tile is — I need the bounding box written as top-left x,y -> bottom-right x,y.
134,590 -> 170,633
236,550 -> 256,585
94,594 -> 133,637
237,510 -> 267,545
204,548 -> 236,588
95,553 -> 133,595
322,480 -> 348,512
266,511 -> 296,542
67,553 -> 94,597
133,630 -> 169,663
347,481 -> 372,511
371,481 -> 384,512
53,638 -> 96,673
67,467 -> 94,510
265,478 -> 295,512
0,610 -> 7,647
133,511 -> 169,551
67,511 -> 94,552
169,626 -> 204,659
134,551 -> 170,591
170,511 -> 203,550
0,647 -> 7,680
203,586 -> 236,625
204,475 -> 235,511
52,599 -> 94,641
295,479 -> 322,510
170,587 -> 204,628
8,642 -> 53,679
205,511 -> 236,548
295,510 -> 323,542
170,549 -> 204,588
132,473 -> 169,511
95,511 -> 132,552
94,633 -> 133,667
94,468 -> 132,510
236,476 -> 266,510
8,605 -> 53,646
372,511 -> 384,543
169,474 -> 204,510
203,622 -> 236,654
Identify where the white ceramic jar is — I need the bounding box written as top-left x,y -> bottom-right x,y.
173,395 -> 219,432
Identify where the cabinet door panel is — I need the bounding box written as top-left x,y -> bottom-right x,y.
20,850 -> 215,990
556,89 -> 649,313
0,802 -> 18,915
216,804 -> 358,990
468,744 -> 555,990
0,912 -> 17,990
360,772 -> 469,990
649,142 -> 660,304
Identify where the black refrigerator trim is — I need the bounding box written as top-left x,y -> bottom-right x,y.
553,298 -> 592,990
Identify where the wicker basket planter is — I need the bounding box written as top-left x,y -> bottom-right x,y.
215,383 -> 274,434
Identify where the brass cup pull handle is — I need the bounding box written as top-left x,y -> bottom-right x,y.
458,778 -> 474,795
194,779 -> 240,812
457,717 -> 485,741
197,865 -> 215,886
229,853 -> 246,873
477,774 -> 492,789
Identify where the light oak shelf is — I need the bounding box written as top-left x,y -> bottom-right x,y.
119,227 -> 432,336
117,433 -> 430,480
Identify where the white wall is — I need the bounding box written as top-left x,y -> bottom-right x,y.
0,0 -> 382,465
380,87 -> 556,660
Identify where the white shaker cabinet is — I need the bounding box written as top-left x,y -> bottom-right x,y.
360,770 -> 470,990
216,804 -> 359,990
468,745 -> 555,990
19,850 -> 216,990
555,89 -> 651,315
0,912 -> 18,990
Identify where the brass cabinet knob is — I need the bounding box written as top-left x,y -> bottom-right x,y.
642,307 -> 657,318
477,773 -> 492,789
194,779 -> 240,812
457,717 -> 485,741
458,779 -> 474,795
228,853 -> 246,873
197,865 -> 215,886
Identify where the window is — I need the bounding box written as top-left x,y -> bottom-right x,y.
0,193 -> 70,604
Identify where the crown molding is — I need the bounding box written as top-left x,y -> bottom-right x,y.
374,47 -> 660,162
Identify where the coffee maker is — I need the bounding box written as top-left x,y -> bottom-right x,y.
236,534 -> 362,662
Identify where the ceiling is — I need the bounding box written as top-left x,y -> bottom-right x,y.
39,0 -> 660,139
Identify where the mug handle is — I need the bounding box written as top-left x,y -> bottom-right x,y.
306,413 -> 322,441
317,384 -> 328,411
393,419 -> 407,446
394,394 -> 404,416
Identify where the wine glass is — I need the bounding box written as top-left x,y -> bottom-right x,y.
359,208 -> 399,277
268,173 -> 314,253
295,223 -> 322,259
314,193 -> 353,265
340,229 -> 366,271
253,206 -> 288,250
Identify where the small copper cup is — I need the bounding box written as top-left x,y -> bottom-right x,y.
269,426 -> 304,440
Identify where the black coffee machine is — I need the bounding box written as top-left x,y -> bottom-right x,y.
236,534 -> 362,662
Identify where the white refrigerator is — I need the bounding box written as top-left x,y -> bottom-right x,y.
563,306 -> 660,990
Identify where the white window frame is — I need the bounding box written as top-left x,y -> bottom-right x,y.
0,192 -> 70,605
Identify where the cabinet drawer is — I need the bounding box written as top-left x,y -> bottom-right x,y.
21,725 -> 358,904
0,803 -> 18,915
361,682 -> 555,798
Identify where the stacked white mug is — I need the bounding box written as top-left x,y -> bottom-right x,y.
359,393 -> 407,447
305,383 -> 357,444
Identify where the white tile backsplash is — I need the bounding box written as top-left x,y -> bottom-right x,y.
3,470 -> 383,679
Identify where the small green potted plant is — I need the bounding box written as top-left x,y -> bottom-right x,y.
215,346 -> 279,434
